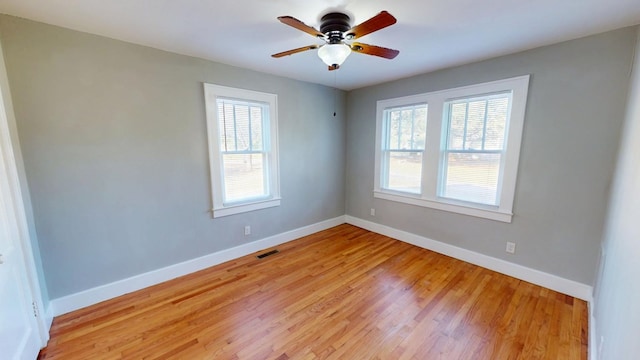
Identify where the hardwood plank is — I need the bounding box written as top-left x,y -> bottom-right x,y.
39,224 -> 588,359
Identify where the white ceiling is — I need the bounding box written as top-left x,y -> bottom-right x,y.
1,0 -> 639,90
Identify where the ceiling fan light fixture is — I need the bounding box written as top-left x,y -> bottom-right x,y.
318,43 -> 351,67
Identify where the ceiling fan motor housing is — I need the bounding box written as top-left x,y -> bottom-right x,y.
320,13 -> 351,44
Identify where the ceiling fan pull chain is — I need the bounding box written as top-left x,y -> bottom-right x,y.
333,70 -> 337,117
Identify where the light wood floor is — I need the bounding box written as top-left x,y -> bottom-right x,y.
39,224 -> 588,359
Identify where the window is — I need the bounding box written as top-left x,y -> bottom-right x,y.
374,75 -> 529,222
381,104 -> 428,194
204,84 -> 280,218
441,93 -> 510,205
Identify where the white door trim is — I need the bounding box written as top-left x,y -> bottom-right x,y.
0,40 -> 49,346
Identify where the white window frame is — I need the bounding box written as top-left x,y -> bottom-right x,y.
380,103 -> 428,194
204,83 -> 280,218
374,75 -> 529,223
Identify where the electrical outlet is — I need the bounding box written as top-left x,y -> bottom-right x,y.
370,208 -> 376,216
244,225 -> 251,236
506,242 -> 516,254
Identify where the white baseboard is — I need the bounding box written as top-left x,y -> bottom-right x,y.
345,215 -> 593,301
51,214 -> 593,317
44,303 -> 53,333
50,216 -> 346,316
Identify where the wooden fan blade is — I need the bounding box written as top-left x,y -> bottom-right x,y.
350,42 -> 399,59
272,45 -> 319,58
277,16 -> 325,38
346,11 -> 397,39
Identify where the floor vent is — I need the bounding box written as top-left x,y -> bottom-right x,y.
256,249 -> 279,259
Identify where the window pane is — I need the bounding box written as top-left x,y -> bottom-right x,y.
386,104 -> 427,150
447,94 -> 510,151
388,110 -> 400,149
466,100 -> 486,150
250,106 -> 264,150
234,104 -> 250,151
222,153 -> 266,203
412,107 -> 427,149
442,153 -> 501,205
485,97 -> 509,150
386,151 -> 422,194
448,103 -> 467,150
218,102 -> 236,151
217,100 -> 267,152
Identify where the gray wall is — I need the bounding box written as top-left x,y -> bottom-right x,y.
0,15 -> 346,299
345,27 -> 637,285
593,28 -> 640,359
1,12 -> 635,301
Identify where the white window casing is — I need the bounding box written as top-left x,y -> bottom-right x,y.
204,83 -> 280,218
374,75 -> 530,223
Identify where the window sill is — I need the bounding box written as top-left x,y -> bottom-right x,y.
212,198 -> 281,218
373,191 -> 513,223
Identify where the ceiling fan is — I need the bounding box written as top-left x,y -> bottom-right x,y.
272,11 -> 400,70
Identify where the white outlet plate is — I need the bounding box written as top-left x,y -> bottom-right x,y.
506,242 -> 516,254
244,226 -> 251,236
370,208 -> 376,216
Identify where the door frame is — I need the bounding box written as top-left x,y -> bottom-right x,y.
0,39 -> 49,347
